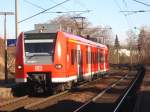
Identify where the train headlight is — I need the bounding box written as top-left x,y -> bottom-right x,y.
55,64 -> 62,69
17,65 -> 23,70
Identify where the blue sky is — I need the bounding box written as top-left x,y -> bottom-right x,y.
0,0 -> 150,44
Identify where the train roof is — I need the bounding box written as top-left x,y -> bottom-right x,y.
23,30 -> 108,49
60,31 -> 108,49
25,30 -> 56,34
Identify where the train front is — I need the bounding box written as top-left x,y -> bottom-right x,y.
15,32 -> 57,92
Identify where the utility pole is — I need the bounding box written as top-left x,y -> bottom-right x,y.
114,34 -> 120,64
0,12 -> 14,83
130,41 -> 133,66
15,0 -> 19,40
72,16 -> 85,35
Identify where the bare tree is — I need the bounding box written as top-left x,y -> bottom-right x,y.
48,14 -> 90,35
126,29 -> 138,64
0,38 -> 15,78
48,14 -> 113,45
138,26 -> 150,63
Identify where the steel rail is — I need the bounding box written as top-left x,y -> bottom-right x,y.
24,90 -> 68,109
113,71 -> 141,112
0,95 -> 28,108
73,73 -> 130,112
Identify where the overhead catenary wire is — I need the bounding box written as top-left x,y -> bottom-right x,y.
19,0 -> 71,23
24,0 -> 45,10
50,0 -> 69,11
121,1 -> 150,15
120,10 -> 150,15
133,0 -> 150,7
113,0 -> 133,28
121,0 -> 136,27
75,11 -> 91,16
45,10 -> 91,14
73,0 -> 89,11
49,0 -> 91,16
24,0 -> 90,15
122,0 -> 128,8
120,10 -> 150,13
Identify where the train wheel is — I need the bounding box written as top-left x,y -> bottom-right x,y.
65,81 -> 73,90
88,76 -> 92,82
60,84 -> 65,91
52,84 -> 65,94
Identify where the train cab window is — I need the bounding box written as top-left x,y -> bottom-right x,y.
24,33 -> 56,64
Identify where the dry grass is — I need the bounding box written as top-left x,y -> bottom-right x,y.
0,39 -> 16,79
7,47 -> 16,75
0,56 -> 4,79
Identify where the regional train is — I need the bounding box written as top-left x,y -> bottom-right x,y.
15,31 -> 109,93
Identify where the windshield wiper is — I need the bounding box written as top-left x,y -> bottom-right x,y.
26,52 -> 50,57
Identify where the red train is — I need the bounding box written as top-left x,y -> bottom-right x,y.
15,31 -> 109,93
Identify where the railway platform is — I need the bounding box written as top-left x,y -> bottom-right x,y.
133,66 -> 150,112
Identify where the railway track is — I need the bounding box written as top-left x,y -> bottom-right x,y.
0,89 -> 72,112
25,71 -> 131,112
0,70 -> 136,112
0,95 -> 45,112
73,68 -> 144,112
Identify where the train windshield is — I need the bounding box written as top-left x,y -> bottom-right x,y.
24,33 -> 57,64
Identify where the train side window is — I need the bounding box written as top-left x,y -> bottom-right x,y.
94,52 -> 96,64
98,52 -> 101,63
77,50 -> 83,65
96,52 -> 98,64
105,53 -> 108,62
89,52 -> 91,64
92,52 -> 94,64
71,49 -> 77,65
91,52 -> 93,64
100,53 -> 105,63
95,52 -> 96,64
95,52 -> 97,64
71,50 -> 74,65
94,52 -> 95,64
74,50 -> 77,64
86,51 -> 91,64
86,51 -> 88,64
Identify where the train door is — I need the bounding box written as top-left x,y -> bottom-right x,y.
77,45 -> 83,81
